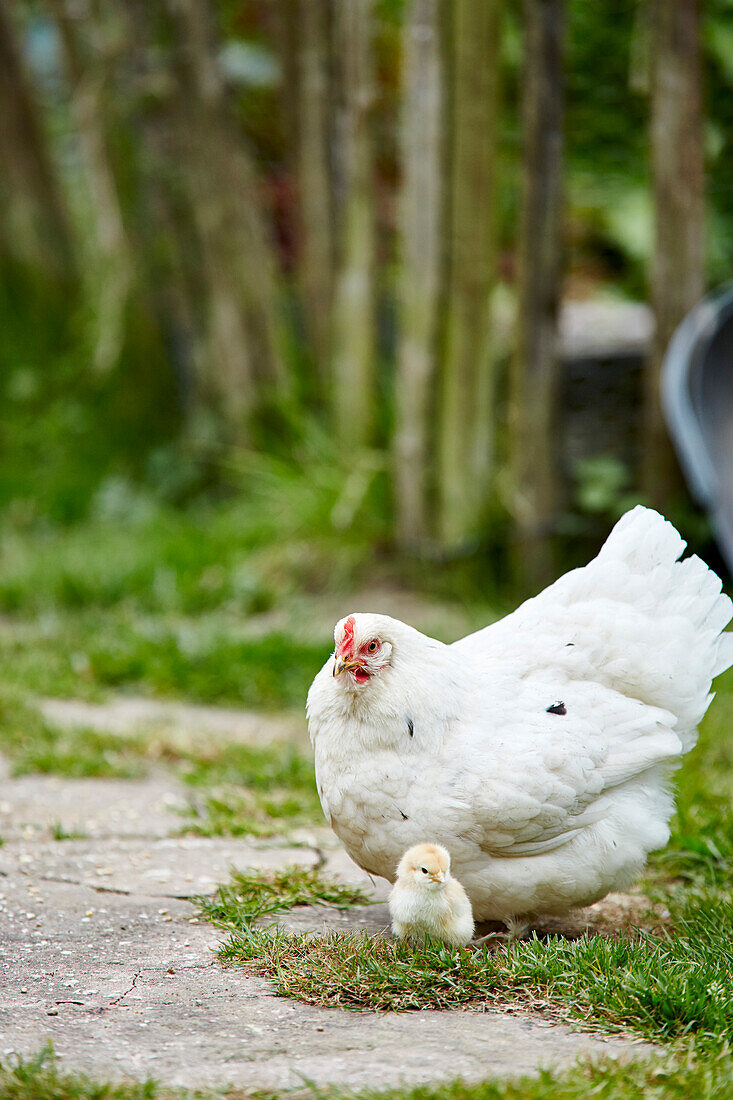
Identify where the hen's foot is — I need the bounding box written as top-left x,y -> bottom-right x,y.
505,915 -> 532,939
471,915 -> 532,948
470,931 -> 509,948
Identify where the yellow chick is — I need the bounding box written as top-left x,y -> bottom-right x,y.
389,843 -> 474,946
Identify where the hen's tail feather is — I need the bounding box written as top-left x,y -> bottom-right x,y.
466,506 -> 732,754
599,506 -> 733,660
590,506 -> 733,746
598,504 -> 686,569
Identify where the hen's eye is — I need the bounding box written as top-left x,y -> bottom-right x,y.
367,639 -> 379,653
421,867 -> 429,874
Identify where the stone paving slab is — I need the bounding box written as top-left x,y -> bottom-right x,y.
0,835 -> 323,899
0,718 -> 653,1093
0,775 -> 187,842
0,767 -> 345,853
0,872 -> 648,1092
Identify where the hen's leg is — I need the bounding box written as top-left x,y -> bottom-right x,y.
471,915 -> 532,947
505,915 -> 531,939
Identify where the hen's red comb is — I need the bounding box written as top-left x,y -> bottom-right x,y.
338,615 -> 356,656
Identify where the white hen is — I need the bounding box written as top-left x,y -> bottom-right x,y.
307,507 -> 733,925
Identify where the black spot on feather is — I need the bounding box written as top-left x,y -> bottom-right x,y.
546,701 -> 567,715
400,810 -> 408,820
407,717 -> 414,737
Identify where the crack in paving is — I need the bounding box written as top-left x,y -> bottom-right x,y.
33,874 -> 137,896
27,841 -> 327,900
109,969 -> 143,1006
24,871 -> 201,901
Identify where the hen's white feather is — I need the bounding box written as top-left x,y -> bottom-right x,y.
307,507 -> 733,922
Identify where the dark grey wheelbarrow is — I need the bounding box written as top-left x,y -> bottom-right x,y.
663,284 -> 733,577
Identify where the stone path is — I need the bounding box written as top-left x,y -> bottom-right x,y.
0,703 -> 651,1093
38,695 -> 309,749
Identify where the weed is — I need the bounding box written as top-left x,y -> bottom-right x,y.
199,865 -> 369,929
50,823 -> 88,841
178,739 -> 321,836
362,1052 -> 733,1100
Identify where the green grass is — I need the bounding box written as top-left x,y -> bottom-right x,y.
0,458 -> 498,712
656,669 -> 733,888
50,822 -> 88,841
178,740 -> 321,836
0,450 -> 385,711
206,888 -> 733,1050
0,485 -> 731,1097
7,1045 -> 733,1100
0,441 -> 385,619
0,1045 -> 228,1099
180,785 -> 318,838
357,1055 -> 733,1100
0,1046 -> 164,1099
199,865 -> 370,929
0,612 -> 330,709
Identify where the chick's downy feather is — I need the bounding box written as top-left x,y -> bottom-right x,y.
307,507 -> 733,923
389,843 -> 474,945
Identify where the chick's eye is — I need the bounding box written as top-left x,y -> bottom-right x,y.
367,639 -> 379,653
421,867 -> 428,874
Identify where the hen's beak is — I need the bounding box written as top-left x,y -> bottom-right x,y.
333,657 -> 356,677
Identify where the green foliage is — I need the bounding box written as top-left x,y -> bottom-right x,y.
0,613 -> 328,708
3,0 -> 733,565
574,456 -> 639,518
70,623 -> 326,709
0,686 -> 322,835
181,739 -> 314,791
179,788 -> 308,838
50,822 -> 87,840
704,0 -> 733,282
0,471 -> 379,619
566,0 -> 647,188
0,268 -> 181,526
657,670 -> 733,888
